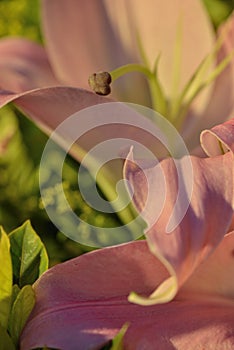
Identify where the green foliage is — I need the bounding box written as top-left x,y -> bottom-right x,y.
0,0 -> 41,41
8,285 -> 35,346
203,0 -> 234,29
0,228 -> 12,329
0,221 -> 48,349
0,106 -> 40,231
0,323 -> 15,350
9,220 -> 48,287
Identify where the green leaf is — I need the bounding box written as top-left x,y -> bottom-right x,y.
9,220 -> 48,287
8,285 -> 35,346
203,0 -> 233,29
110,323 -> 129,350
0,227 -> 12,329
10,285 -> 20,309
0,323 -> 15,350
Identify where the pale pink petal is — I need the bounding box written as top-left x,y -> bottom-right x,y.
103,0 -> 214,94
0,38 -> 59,92
20,240 -> 234,350
125,300 -> 234,350
41,0 -> 149,104
201,118 -> 234,155
124,151 -> 233,304
20,241 -> 167,349
41,0 -> 128,88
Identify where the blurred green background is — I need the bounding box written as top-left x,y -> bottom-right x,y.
0,0 -> 233,264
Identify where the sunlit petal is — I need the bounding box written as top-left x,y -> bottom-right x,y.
124,150 -> 233,304
103,0 -> 214,94
20,240 -> 234,350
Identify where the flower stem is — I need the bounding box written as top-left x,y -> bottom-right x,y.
110,63 -> 152,81
110,64 -> 167,115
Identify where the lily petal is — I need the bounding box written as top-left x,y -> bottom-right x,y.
20,240 -> 234,350
0,38 -> 59,92
124,149 -> 233,304
0,87 -> 107,132
41,0 -> 149,104
103,0 -> 214,94
20,240 -> 168,349
41,0 -> 129,88
181,231 -> 234,299
201,118 -> 234,155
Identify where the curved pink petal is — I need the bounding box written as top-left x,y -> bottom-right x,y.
124,150 -> 233,304
103,0 -> 214,94
41,0 -> 213,104
20,241 -> 167,349
0,87 -> 107,132
201,118 -> 234,156
41,0 -> 149,104
0,38 -> 59,92
41,0 -> 128,88
20,240 -> 234,350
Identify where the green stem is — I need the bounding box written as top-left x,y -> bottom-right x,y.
110,64 -> 167,115
110,64 -> 152,81
148,74 -> 167,115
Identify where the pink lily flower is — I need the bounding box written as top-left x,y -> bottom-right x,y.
0,0 -> 234,226
0,1 -> 233,147
20,119 -> 234,349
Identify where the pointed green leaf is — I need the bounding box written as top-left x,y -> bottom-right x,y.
9,220 -> 48,287
0,227 -> 12,329
0,324 -> 15,350
8,285 -> 35,346
10,285 -> 20,308
110,323 -> 129,350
